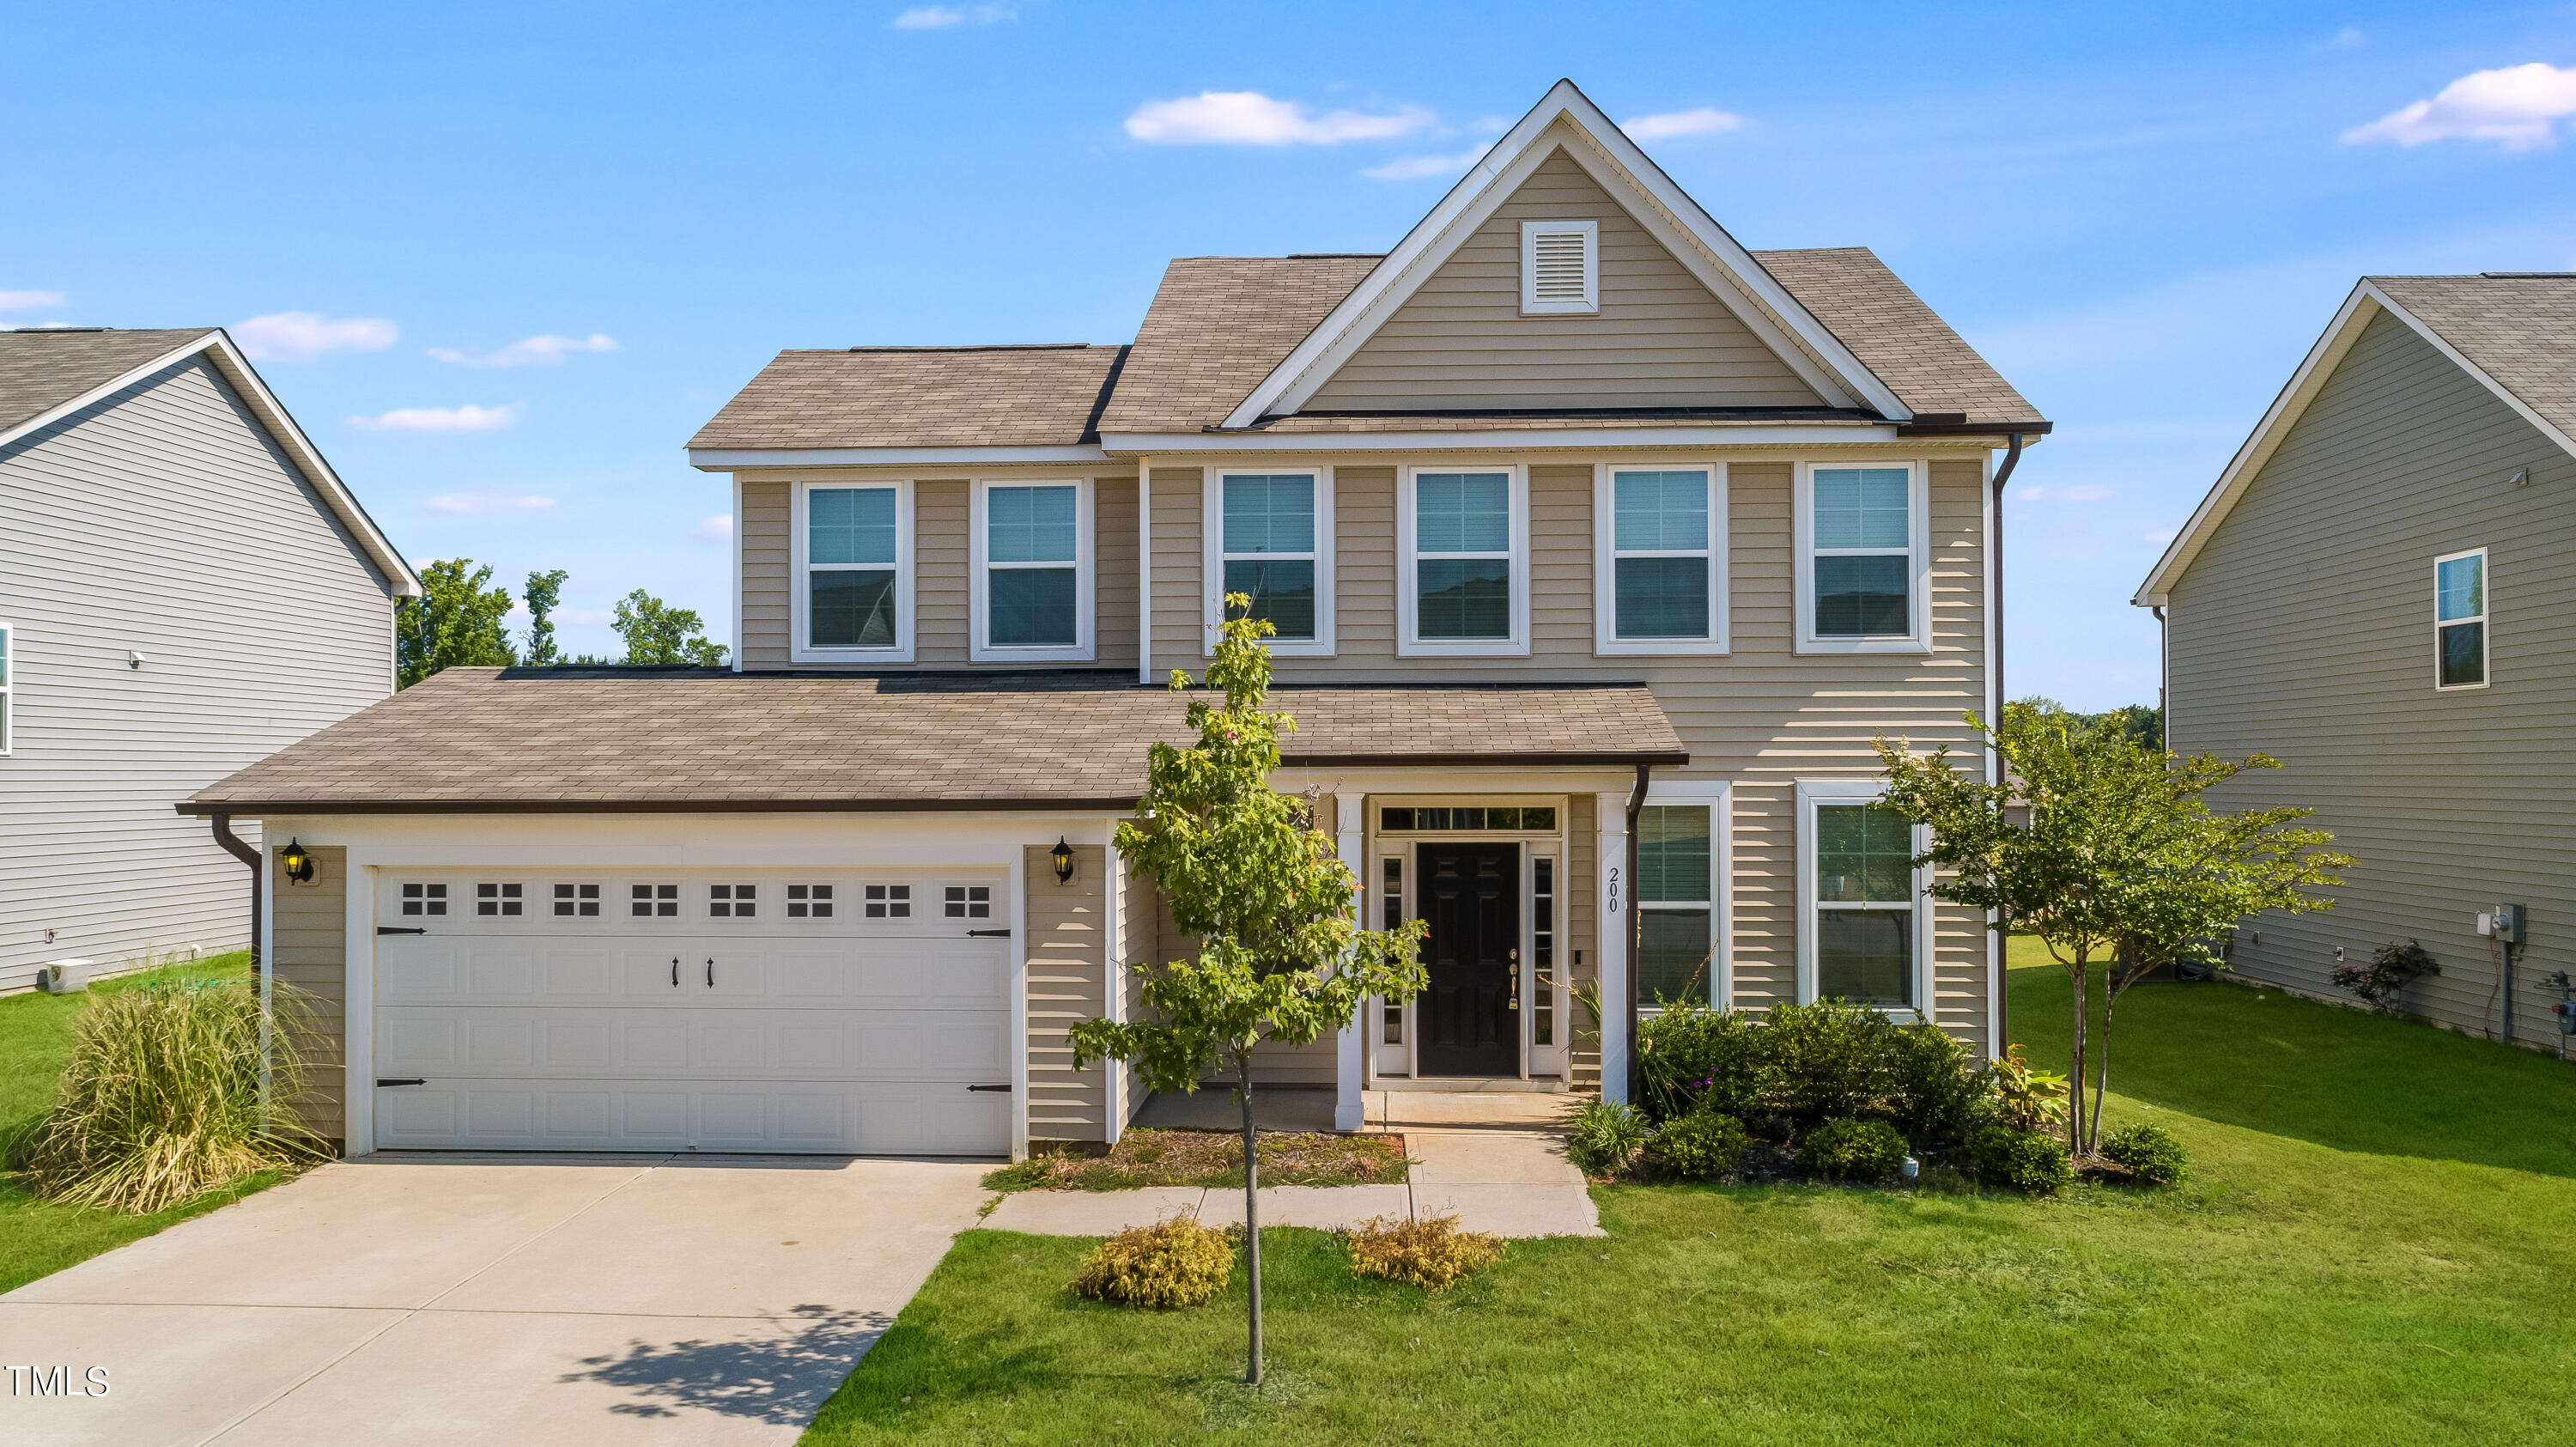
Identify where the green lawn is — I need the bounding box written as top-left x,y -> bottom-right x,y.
802,939 -> 2576,1444
0,953 -> 289,1294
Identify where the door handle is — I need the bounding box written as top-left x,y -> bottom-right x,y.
376,1077 -> 426,1087
966,928 -> 1012,938
706,958 -> 714,988
968,1083 -> 1012,1092
671,957 -> 679,988
377,927 -> 427,936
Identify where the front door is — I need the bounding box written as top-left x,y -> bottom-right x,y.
1416,842 -> 1519,1077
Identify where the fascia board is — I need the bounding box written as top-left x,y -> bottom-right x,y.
688,444 -> 1111,469
1100,423 -> 1902,453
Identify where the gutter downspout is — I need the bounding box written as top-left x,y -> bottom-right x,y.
211,813 -> 261,976
1624,762 -> 1650,1103
1989,432 -> 2026,1058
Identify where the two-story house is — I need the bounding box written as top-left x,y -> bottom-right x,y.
188,82 -> 2046,1158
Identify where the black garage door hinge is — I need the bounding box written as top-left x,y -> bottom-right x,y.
968,1083 -> 1012,1092
377,926 -> 428,935
966,928 -> 1012,938
376,1077 -> 427,1087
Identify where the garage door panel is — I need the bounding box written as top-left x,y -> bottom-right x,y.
374,1079 -> 1011,1154
378,1006 -> 1009,1080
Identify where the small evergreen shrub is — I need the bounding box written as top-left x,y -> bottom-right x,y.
1652,1110 -> 1750,1181
1884,1014 -> 1980,1136
1346,1212 -> 1503,1289
1069,1217 -> 1233,1308
1764,1000 -> 1895,1122
1796,1117 -> 1909,1182
1636,1005 -> 1768,1122
1966,1125 -> 2073,1194
1565,1099 -> 1654,1176
2330,939 -> 2439,1015
2099,1122 -> 2190,1185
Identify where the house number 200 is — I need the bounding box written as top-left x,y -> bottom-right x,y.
1607,866 -> 1621,915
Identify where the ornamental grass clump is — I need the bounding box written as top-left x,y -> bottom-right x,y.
1069,1217 -> 1235,1309
1565,1099 -> 1654,1176
2099,1122 -> 2190,1186
11,977 -> 325,1214
1651,1110 -> 1749,1181
1796,1117 -> 1909,1183
1346,1212 -> 1502,1290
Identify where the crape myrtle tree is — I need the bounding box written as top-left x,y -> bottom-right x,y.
1874,702 -> 2348,1155
1068,599 -> 1429,1388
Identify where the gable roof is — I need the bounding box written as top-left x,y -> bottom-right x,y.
686,344 -> 1129,462
1093,257 -> 1382,435
2135,274 -> 2576,605
0,327 -> 420,597
1750,248 -> 2040,426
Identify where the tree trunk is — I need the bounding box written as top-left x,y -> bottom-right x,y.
2092,959 -> 2142,1153
1238,1050 -> 1262,1387
2067,952 -> 2088,1158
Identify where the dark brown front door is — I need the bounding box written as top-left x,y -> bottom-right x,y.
1416,842 -> 1519,1077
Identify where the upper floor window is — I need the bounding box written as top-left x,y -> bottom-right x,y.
795,482 -> 911,662
1795,462 -> 1929,654
1398,467 -> 1528,657
1595,465 -> 1727,655
1798,781 -> 1923,1011
1205,470 -> 1334,655
2436,548 -> 2487,690
971,479 -> 1093,663
1520,219 -> 1599,315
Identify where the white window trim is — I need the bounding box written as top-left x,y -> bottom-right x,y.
1202,465 -> 1336,658
1520,218 -> 1600,315
791,479 -> 914,664
1637,779 -> 1732,1012
1397,464 -> 1531,658
2434,545 -> 2490,692
1793,459 -> 1932,654
1794,779 -> 1935,1015
1593,462 -> 1729,656
0,621 -> 12,756
969,477 -> 1096,664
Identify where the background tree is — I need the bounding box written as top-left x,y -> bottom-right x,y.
611,589 -> 728,666
396,559 -> 515,688
521,568 -> 569,665
1068,599 -> 1429,1388
2013,693 -> 2163,751
1875,702 -> 2348,1154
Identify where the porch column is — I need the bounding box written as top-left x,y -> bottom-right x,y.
1334,789 -> 1366,1131
1596,791 -> 1631,1103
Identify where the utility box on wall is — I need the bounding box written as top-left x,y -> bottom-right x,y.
35,959 -> 94,994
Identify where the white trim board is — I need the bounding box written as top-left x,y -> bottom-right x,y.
691,444 -> 1110,468
1100,424 -> 1903,454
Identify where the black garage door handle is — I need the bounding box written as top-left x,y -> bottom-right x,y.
968,1084 -> 1012,1093
377,1078 -> 426,1087
377,927 -> 427,936
966,929 -> 1012,938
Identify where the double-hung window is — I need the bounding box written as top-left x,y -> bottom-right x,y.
1796,462 -> 1928,653
1637,787 -> 1727,1006
2435,548 -> 2487,689
972,479 -> 1092,662
1595,465 -> 1725,654
1399,466 -> 1528,655
796,483 -> 909,660
1206,469 -> 1332,654
1798,781 -> 1924,1009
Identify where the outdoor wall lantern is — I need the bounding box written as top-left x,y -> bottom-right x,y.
279,838 -> 316,885
1050,836 -> 1076,885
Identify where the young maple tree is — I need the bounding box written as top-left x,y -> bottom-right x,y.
1874,702 -> 2350,1154
1068,597 -> 1428,1387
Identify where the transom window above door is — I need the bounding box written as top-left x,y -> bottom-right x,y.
795,482 -> 911,661
1596,465 -> 1726,654
973,480 -> 1093,662
1797,463 -> 1928,654
1206,470 -> 1333,654
1399,467 -> 1528,656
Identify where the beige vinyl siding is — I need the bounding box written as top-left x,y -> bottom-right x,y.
272,847 -> 348,1145
2167,308 -> 2576,1045
1025,843 -> 1111,1141
738,479 -> 791,663
1304,143 -> 1825,413
0,356 -> 395,991
1147,466 -> 1203,674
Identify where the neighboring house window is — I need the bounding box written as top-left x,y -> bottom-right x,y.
0,622 -> 11,755
971,479 -> 1093,662
1520,219 -> 1599,315
1398,467 -> 1529,656
796,482 -> 911,662
1204,470 -> 1334,654
1795,462 -> 1929,653
1595,465 -> 1727,654
1637,787 -> 1726,1006
1797,781 -> 1924,1010
2435,548 -> 2487,689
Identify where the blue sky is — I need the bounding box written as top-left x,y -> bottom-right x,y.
8,2 -> 2575,706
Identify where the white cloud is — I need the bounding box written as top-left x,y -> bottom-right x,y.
0,289 -> 66,311
349,404 -> 520,432
2328,27 -> 2365,50
1124,91 -> 1432,147
428,332 -> 619,368
2342,62 -> 2576,150
2061,483 -> 2114,502
690,514 -> 733,543
1362,143 -> 1492,181
233,312 -> 399,362
892,2 -> 1013,27
425,489 -> 555,514
1620,106 -> 1745,143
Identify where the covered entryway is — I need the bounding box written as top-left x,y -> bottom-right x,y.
370,870 -> 1011,1154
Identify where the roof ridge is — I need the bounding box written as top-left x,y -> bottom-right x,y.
841,343 -> 1114,353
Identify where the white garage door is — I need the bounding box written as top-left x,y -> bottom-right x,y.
371,870 -> 1011,1155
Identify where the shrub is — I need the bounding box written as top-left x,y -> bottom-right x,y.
1978,1044 -> 2070,1133
1069,1216 -> 1234,1308
1884,1013 -> 1980,1136
1565,1099 -> 1654,1176
1764,999 -> 1895,1121
2330,939 -> 2439,1015
1652,1110 -> 1750,1181
2099,1122 -> 2190,1185
1966,1124 -> 2073,1194
1796,1117 -> 1909,1182
11,978 -> 325,1213
1346,1212 -> 1503,1289
1636,1005 -> 1768,1122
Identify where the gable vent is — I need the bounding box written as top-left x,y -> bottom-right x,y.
1521,219 -> 1599,315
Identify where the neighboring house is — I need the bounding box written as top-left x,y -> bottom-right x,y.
2136,273 -> 2576,1047
188,81 -> 2047,1158
0,326 -> 418,993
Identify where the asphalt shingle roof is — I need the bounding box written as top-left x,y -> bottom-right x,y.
685,344 -> 1128,451
0,328 -> 216,437
2370,274 -> 2576,442
185,668 -> 1686,812
1093,256 -> 1383,435
1751,247 -> 2042,426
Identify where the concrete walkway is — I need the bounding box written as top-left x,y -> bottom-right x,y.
983,1091 -> 1601,1238
0,1152 -> 990,1447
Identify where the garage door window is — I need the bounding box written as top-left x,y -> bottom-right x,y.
866,885 -> 910,918
945,885 -> 991,919
552,884 -> 600,917
709,884 -> 758,917
630,884 -> 678,917
399,883 -> 447,916
787,884 -> 834,918
476,883 -> 525,917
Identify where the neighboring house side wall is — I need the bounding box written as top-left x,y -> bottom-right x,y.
2167,309 -> 2576,1043
1025,842 -> 1110,1141
0,357 -> 393,989
272,845 -> 349,1145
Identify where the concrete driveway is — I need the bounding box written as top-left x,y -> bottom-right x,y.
0,1152 -> 992,1447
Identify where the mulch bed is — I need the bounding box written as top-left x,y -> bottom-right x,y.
990,1128 -> 1410,1193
